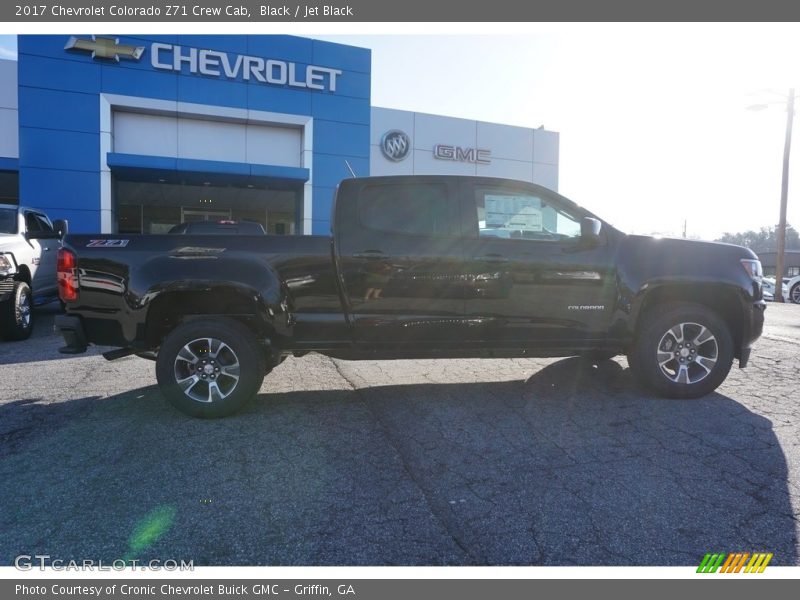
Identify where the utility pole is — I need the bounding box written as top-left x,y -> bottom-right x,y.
775,88 -> 794,302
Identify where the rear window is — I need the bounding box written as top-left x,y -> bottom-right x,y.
359,183 -> 453,236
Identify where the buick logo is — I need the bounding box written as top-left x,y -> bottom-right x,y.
380,130 -> 411,162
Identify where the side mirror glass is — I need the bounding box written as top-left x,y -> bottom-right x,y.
53,219 -> 68,240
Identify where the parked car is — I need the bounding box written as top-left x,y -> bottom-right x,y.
0,205 -> 66,340
168,220 -> 266,235
55,176 -> 766,417
762,277 -> 789,302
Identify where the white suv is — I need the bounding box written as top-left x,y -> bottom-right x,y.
0,205 -> 66,340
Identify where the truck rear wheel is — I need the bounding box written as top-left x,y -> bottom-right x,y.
628,303 -> 733,399
155,318 -> 266,418
0,281 -> 33,341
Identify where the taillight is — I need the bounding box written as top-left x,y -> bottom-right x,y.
57,248 -> 79,302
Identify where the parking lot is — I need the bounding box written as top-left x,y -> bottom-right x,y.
0,303 -> 798,566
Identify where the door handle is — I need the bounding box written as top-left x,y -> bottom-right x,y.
43,247 -> 50,251
353,250 -> 385,260
478,253 -> 509,263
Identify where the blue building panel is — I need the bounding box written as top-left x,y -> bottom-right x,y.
18,87 -> 99,134
312,219 -> 332,236
20,168 -> 101,213
247,36 -> 314,64
313,154 -> 369,188
100,64 -> 179,101
246,85 -> 312,116
19,128 -> 99,172
177,73 -> 248,109
312,40 -> 371,74
312,94 -> 371,125
177,35 -> 249,55
313,121 -> 370,157
18,54 -> 102,94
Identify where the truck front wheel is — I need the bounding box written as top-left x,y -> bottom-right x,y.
155,318 -> 266,418
628,303 -> 734,399
0,281 -> 33,341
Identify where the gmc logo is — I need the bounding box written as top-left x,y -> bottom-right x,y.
433,144 -> 491,164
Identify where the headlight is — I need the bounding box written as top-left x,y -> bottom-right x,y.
0,254 -> 16,276
740,259 -> 763,283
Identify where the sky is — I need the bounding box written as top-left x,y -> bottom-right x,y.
2,26 -> 800,240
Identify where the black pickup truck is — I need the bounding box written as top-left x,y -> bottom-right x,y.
56,176 -> 766,418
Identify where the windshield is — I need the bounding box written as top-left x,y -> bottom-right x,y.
0,208 -> 17,234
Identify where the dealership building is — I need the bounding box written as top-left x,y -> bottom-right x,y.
0,35 -> 559,235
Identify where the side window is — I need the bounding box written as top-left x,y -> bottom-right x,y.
24,212 -> 42,233
474,187 -> 582,242
33,213 -> 54,233
360,183 -> 453,237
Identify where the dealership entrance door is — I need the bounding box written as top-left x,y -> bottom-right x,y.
182,209 -> 232,222
113,178 -> 301,235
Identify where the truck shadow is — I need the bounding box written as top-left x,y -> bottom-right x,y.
0,358 -> 795,566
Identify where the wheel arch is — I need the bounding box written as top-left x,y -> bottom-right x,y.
632,284 -> 746,357
143,285 -> 282,350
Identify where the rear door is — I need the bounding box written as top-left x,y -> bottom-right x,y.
459,179 -> 618,345
335,178 -> 465,345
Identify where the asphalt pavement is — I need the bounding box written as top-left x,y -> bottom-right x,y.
0,302 -> 798,565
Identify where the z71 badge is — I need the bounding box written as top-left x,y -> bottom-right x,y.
86,239 -> 130,248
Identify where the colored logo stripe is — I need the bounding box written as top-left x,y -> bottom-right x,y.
697,553 -> 726,573
744,553 -> 773,573
698,552 -> 773,573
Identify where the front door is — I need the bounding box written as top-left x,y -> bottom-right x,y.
336,178 -> 465,345
24,211 -> 58,297
459,180 -> 618,346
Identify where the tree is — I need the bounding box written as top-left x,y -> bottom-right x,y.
716,224 -> 800,253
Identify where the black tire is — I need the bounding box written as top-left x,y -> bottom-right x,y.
628,303 -> 733,399
0,281 -> 34,341
155,318 -> 266,418
790,282 -> 800,305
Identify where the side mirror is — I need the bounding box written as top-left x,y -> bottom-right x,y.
581,217 -> 602,244
53,219 -> 68,240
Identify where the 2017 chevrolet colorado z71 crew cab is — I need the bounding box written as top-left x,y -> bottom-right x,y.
55,176 -> 765,417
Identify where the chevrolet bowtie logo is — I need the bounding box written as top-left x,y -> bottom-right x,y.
64,36 -> 145,62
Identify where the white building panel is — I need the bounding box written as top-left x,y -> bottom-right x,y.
476,158 -> 534,181
533,129 -> 559,165
0,109 -> 19,158
477,122 -> 533,162
245,124 -> 301,166
113,111 -> 302,167
0,60 -> 17,110
412,150 -> 476,176
113,112 -> 179,157
532,162 -> 559,191
370,107 -> 414,146
413,112 -> 476,151
370,150 -> 414,176
177,118 -> 247,163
